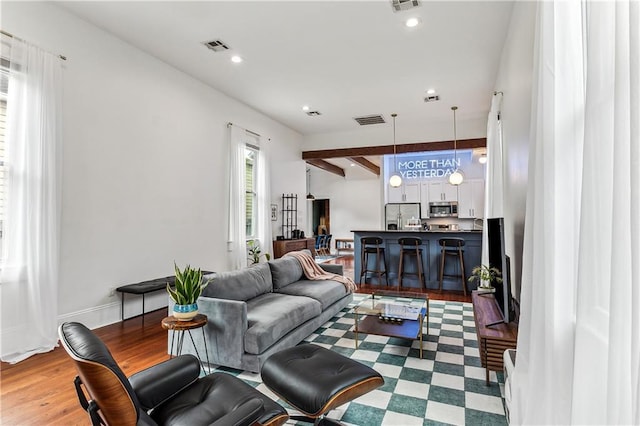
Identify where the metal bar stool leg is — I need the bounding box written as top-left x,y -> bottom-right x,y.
376,247 -> 383,285
360,245 -> 367,285
383,250 -> 389,286
439,246 -> 446,292
415,246 -> 424,288
458,246 -> 467,296
398,250 -> 404,290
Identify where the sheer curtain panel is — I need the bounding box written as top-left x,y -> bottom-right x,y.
512,1 -> 639,424
227,125 -> 247,270
0,36 -> 63,363
255,137 -> 272,261
481,92 -> 505,266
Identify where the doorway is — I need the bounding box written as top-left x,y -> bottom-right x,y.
312,199 -> 330,236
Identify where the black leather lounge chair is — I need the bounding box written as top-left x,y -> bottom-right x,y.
58,322 -> 288,426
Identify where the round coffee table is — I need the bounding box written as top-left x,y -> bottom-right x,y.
161,313 -> 211,374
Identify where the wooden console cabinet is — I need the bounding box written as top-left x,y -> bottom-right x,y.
472,291 -> 518,385
272,238 -> 315,259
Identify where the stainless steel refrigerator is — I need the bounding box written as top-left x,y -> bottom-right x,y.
385,203 -> 421,230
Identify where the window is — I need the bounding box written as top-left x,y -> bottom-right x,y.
245,144 -> 259,238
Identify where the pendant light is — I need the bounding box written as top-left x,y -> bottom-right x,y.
448,106 -> 464,186
389,113 -> 402,188
306,168 -> 315,200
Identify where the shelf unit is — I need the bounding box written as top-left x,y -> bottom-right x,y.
281,194 -> 298,240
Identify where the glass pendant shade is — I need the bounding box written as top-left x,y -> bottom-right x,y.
306,169 -> 315,200
388,113 -> 403,187
449,170 -> 464,185
449,106 -> 464,186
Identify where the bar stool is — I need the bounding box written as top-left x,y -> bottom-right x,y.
397,237 -> 426,289
438,238 -> 467,296
359,237 -> 388,286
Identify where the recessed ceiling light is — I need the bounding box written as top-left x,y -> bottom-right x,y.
231,55 -> 243,63
405,17 -> 421,28
302,105 -> 310,111
427,88 -> 436,95
350,163 -> 355,167
479,154 -> 488,164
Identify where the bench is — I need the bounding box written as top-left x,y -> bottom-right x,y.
116,272 -> 212,324
116,276 -> 175,323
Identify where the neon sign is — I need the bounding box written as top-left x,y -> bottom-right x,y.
386,150 -> 473,180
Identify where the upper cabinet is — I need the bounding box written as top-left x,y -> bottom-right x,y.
457,179 -> 485,218
388,182 -> 420,203
428,181 -> 458,203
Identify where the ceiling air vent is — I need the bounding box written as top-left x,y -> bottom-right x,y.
424,95 -> 440,103
391,0 -> 420,12
306,111 -> 322,116
203,40 -> 230,52
354,115 -> 386,126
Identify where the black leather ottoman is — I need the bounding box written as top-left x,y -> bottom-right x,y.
261,344 -> 384,424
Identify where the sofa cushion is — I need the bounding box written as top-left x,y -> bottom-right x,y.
201,263 -> 272,301
268,257 -> 304,290
244,293 -> 321,355
276,279 -> 348,311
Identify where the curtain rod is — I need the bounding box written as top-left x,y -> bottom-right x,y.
227,122 -> 263,139
1,29 -> 67,61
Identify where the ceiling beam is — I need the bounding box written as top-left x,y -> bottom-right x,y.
306,159 -> 345,177
348,157 -> 380,176
302,138 -> 486,160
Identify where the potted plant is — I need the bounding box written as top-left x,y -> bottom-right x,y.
468,264 -> 502,293
247,239 -> 271,265
167,263 -> 211,321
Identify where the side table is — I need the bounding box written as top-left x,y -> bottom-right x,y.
161,314 -> 211,374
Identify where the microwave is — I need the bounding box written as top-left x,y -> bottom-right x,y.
429,201 -> 458,218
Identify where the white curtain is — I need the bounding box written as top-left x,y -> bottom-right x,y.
227,126 -> 271,269
227,124 -> 246,270
255,137 -> 272,260
512,1 -> 639,424
0,36 -> 63,363
481,92 -> 505,266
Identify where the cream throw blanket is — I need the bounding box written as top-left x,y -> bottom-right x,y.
284,251 -> 356,293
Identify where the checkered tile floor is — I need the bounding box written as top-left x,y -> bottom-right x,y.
216,294 -> 508,426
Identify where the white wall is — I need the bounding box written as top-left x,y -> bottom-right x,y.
1,1 -> 305,330
493,1 -> 536,301
308,168 -> 381,250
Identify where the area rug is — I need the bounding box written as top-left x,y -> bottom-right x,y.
216,294 -> 508,426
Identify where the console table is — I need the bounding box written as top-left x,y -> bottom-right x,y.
273,237 -> 315,258
471,291 -> 518,385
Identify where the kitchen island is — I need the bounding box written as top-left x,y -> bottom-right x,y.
352,229 -> 482,291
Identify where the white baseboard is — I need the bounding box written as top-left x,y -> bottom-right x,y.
57,302 -> 122,330
57,292 -> 170,330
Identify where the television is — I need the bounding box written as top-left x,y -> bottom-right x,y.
486,217 -> 513,325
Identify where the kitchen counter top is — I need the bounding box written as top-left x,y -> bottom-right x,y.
351,229 -> 482,233
352,229 -> 482,291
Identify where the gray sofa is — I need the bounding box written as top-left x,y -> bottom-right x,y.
173,254 -> 353,373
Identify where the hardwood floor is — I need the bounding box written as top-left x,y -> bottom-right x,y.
0,255 -> 470,425
0,310 -> 169,425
